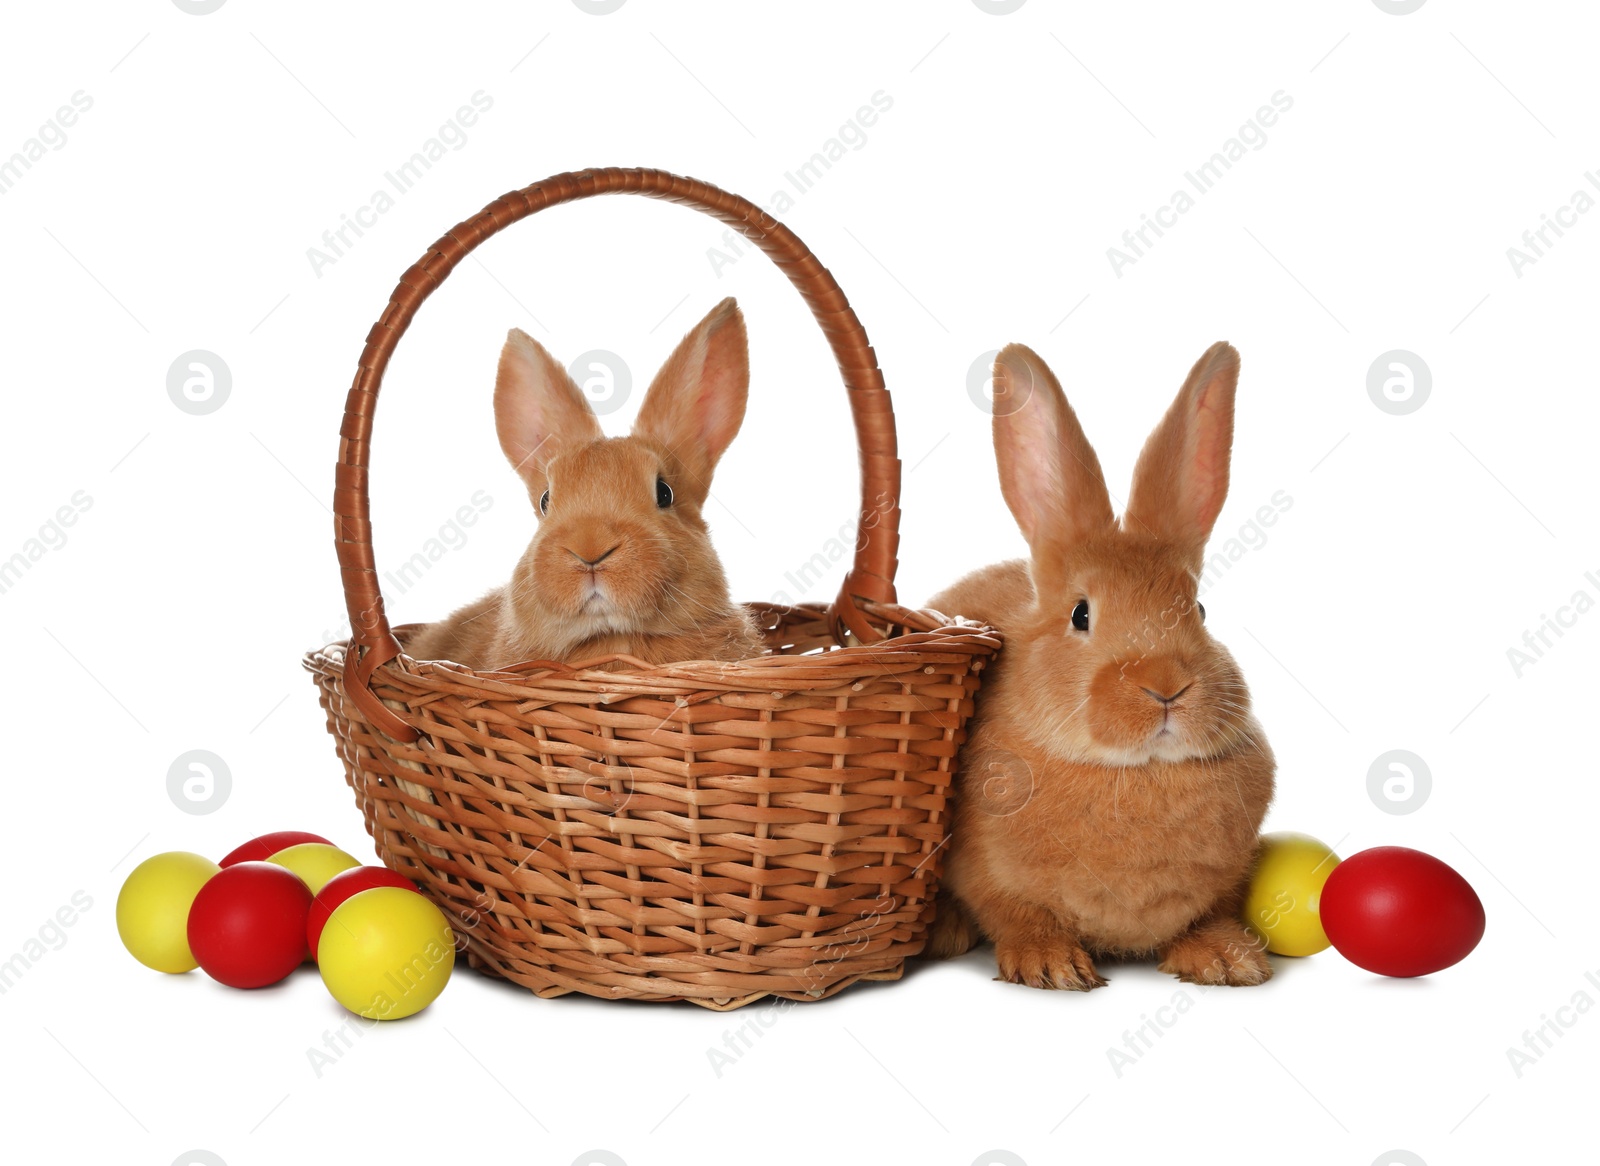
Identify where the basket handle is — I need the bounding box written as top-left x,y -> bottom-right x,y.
334,168 -> 902,741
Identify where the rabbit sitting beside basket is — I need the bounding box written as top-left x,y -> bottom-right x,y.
927,341 -> 1275,989
407,297 -> 764,671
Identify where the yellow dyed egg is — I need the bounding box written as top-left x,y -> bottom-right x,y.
116,851 -> 221,973
317,887 -> 455,1020
267,843 -> 361,895
1242,831 -> 1340,957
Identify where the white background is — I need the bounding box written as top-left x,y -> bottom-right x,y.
1,2 -> 1593,1164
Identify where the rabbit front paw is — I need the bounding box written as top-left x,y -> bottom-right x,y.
995,935 -> 1105,991
1158,919 -> 1272,986
927,900 -> 981,960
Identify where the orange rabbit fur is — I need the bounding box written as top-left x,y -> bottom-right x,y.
927,342 -> 1275,989
407,297 -> 764,671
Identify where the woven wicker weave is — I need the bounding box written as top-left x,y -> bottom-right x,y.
304,167 -> 1000,1008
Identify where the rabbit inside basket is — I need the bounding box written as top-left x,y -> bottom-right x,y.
404,295 -> 763,673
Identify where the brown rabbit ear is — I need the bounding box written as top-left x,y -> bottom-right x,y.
632,297 -> 749,498
1123,341 -> 1240,551
992,344 -> 1115,573
494,328 -> 603,484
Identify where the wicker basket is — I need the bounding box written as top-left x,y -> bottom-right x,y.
303,167 -> 1000,1009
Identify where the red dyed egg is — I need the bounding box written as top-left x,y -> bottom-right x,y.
187,861 -> 313,988
1321,846 -> 1485,977
306,866 -> 420,958
220,830 -> 333,867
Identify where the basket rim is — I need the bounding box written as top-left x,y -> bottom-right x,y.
303,599 -> 998,698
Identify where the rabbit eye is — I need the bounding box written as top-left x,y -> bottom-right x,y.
1071,600 -> 1090,632
1197,602 -> 1206,623
538,489 -> 550,515
655,477 -> 673,509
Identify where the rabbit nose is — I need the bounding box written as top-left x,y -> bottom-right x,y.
1121,657 -> 1193,704
1140,683 -> 1192,706
567,544 -> 620,569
